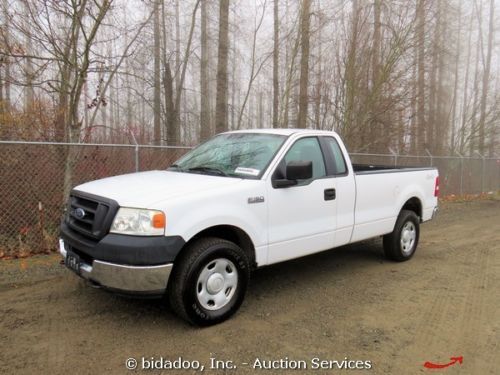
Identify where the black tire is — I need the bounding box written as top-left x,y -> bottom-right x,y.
383,210 -> 420,262
168,237 -> 250,326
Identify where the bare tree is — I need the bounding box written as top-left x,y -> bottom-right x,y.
343,0 -> 361,144
369,0 -> 381,150
199,0 -> 211,141
428,2 -> 439,153
236,1 -> 269,130
280,2 -> 300,129
478,0 -> 495,155
164,0 -> 201,145
470,0 -> 483,156
153,0 -> 162,144
459,7 -> 475,154
416,0 -> 426,154
297,0 -> 311,129
215,0 -> 230,133
0,0 -> 498,158
0,0 -> 10,113
450,1 -> 462,153
272,0 -> 279,128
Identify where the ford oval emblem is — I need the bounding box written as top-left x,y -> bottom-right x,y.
74,208 -> 86,219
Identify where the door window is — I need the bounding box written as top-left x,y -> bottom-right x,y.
282,137 -> 326,183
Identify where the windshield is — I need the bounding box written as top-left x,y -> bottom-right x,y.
169,133 -> 287,178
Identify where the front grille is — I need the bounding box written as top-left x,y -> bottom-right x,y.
66,191 -> 119,241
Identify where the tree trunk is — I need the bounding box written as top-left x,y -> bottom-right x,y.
215,0 -> 230,133
470,0 -> 483,156
23,1 -> 34,112
410,42 -> 418,155
231,30 -> 236,130
459,9 -> 474,154
369,0 -> 381,151
272,0 -> 279,128
297,0 -> 311,129
428,1 -> 440,154
281,21 -> 300,128
258,90 -> 264,128
416,0 -> 425,154
172,0 -> 200,144
314,9 -> 324,130
282,0 -> 290,128
153,0 -> 161,144
200,0 -> 211,141
478,0 -> 494,155
164,62 -> 176,145
236,2 -> 267,130
175,0 -> 181,129
450,2 -> 462,154
0,67 -> 3,119
435,1 -> 446,156
1,0 -> 10,111
344,0 -> 360,147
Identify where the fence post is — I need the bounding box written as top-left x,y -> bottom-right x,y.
457,152 -> 464,196
475,151 -> 485,193
425,149 -> 433,167
128,126 -> 139,173
388,147 -> 397,167
482,157 -> 485,193
135,145 -> 139,172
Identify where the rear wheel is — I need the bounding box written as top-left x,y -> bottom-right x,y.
383,210 -> 420,262
168,237 -> 250,326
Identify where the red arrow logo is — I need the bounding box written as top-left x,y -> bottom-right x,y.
424,356 -> 463,369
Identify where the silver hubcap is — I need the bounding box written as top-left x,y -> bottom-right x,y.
400,221 -> 416,255
196,258 -> 238,311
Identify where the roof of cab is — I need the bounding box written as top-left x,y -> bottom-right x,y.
223,128 -> 336,136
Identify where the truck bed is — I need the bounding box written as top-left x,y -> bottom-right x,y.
353,164 -> 436,174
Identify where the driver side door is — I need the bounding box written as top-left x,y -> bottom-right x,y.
266,136 -> 337,264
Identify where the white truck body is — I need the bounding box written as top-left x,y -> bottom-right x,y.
73,129 -> 437,266
60,129 -> 439,325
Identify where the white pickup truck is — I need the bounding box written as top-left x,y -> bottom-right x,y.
60,129 -> 439,325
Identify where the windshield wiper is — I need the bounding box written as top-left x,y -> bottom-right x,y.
168,163 -> 182,170
186,166 -> 228,177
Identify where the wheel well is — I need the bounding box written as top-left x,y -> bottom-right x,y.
402,197 -> 422,220
188,225 -> 256,268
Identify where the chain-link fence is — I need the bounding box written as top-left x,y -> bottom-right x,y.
1,141 -> 499,257
350,153 -> 500,195
0,141 -> 190,257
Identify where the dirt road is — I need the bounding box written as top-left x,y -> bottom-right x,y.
1,199 -> 499,374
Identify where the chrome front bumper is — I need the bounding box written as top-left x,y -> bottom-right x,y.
59,239 -> 173,295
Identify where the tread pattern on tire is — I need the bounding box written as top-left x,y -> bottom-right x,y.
168,237 -> 249,325
383,209 -> 420,262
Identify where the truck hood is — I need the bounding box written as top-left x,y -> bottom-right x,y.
73,170 -> 242,208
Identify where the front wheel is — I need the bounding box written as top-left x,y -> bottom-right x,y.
383,210 -> 420,262
168,237 -> 250,326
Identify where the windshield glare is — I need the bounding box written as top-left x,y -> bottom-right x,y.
170,133 -> 286,178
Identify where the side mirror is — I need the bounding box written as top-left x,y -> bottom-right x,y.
273,161 -> 313,188
286,161 -> 312,180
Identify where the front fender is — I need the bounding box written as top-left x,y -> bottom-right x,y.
161,180 -> 268,263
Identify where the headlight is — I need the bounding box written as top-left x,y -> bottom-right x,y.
110,208 -> 166,236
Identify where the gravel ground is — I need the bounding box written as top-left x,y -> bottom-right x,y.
0,199 -> 499,374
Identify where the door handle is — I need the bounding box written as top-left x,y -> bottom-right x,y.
324,188 -> 336,201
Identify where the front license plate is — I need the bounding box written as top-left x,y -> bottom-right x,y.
65,251 -> 81,274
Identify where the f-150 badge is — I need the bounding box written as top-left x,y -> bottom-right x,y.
248,196 -> 265,204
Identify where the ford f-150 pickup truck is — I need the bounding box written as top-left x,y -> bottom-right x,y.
60,129 -> 439,325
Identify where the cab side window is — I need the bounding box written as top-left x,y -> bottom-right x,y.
283,137 -> 326,182
323,137 -> 347,175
